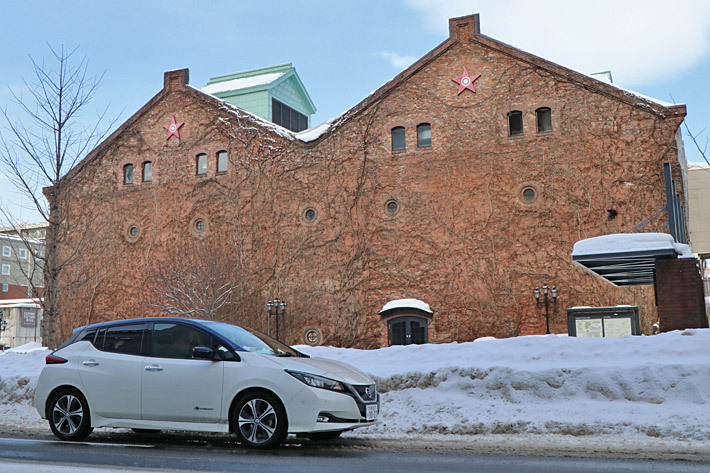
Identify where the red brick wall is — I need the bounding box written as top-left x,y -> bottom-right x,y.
53,19 -> 686,347
655,257 -> 708,331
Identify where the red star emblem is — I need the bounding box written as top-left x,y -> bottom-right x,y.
163,115 -> 184,140
452,67 -> 481,95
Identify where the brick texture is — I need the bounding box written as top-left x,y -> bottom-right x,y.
655,258 -> 708,331
53,15 -> 687,347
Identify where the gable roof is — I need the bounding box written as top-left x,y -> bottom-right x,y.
297,14 -> 686,145
201,63 -> 317,116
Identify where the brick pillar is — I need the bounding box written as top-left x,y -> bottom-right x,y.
655,257 -> 708,331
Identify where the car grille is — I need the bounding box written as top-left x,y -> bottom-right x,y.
352,384 -> 377,402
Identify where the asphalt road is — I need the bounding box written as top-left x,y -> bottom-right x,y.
1,435 -> 709,473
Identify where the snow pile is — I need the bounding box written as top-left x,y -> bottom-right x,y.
0,343 -> 48,405
2,332 -> 710,444
297,330 -> 710,440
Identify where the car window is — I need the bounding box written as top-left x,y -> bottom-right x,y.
79,329 -> 97,344
152,323 -> 215,359
202,321 -> 302,356
103,323 -> 146,355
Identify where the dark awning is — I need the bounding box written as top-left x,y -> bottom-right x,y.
571,233 -> 692,287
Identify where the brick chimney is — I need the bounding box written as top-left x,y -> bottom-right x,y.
449,14 -> 480,42
164,68 -> 189,91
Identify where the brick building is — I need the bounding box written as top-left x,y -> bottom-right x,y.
53,14 -> 688,347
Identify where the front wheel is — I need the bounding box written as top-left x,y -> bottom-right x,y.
232,392 -> 287,448
48,389 -> 93,441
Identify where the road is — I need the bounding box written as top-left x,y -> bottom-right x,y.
0,435 -> 709,473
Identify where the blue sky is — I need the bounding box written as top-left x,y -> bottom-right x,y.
1,0 -> 709,222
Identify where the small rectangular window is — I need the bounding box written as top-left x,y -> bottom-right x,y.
123,164 -> 134,184
18,248 -> 27,259
196,154 -> 207,175
1,264 -> 10,275
217,151 -> 228,173
2,283 -> 8,292
536,107 -> 552,133
391,127 -> 406,151
508,111 -> 523,136
417,123 -> 432,148
142,161 -> 153,182
2,246 -> 10,257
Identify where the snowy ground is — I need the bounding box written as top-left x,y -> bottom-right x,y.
2,330 -> 710,459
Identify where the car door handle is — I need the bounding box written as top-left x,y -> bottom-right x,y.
82,360 -> 99,367
145,365 -> 163,372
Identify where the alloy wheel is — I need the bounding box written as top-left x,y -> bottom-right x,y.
52,394 -> 83,436
238,398 -> 278,445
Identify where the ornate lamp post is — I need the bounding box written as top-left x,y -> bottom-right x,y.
533,284 -> 558,334
266,299 -> 287,340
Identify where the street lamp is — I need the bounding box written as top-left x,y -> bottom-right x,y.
533,284 -> 558,334
266,299 -> 287,340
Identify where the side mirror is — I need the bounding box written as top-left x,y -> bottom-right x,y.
192,346 -> 219,361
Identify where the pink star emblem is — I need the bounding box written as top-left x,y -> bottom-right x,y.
164,115 -> 184,140
452,67 -> 481,95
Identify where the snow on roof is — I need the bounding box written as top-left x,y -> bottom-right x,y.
200,72 -> 285,95
0,233 -> 44,245
585,73 -> 678,108
572,233 -> 694,259
188,85 -> 295,141
380,298 -> 433,314
0,298 -> 42,309
294,117 -> 340,142
689,162 -> 710,171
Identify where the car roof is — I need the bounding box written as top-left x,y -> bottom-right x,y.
77,317 -> 213,331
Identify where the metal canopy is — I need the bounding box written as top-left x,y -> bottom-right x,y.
572,248 -> 677,286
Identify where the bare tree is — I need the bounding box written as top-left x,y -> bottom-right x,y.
149,240 -> 243,320
0,45 -> 114,348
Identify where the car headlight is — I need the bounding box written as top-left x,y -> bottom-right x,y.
286,370 -> 347,393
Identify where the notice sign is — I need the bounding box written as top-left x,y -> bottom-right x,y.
603,317 -> 633,338
576,318 -> 603,338
21,310 -> 37,327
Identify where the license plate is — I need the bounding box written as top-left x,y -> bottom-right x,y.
366,404 -> 378,421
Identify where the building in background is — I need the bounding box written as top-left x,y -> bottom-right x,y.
0,223 -> 48,240
50,14 -> 690,347
0,233 -> 44,300
0,299 -> 42,349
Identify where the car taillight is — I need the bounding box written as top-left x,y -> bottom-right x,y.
45,355 -> 68,365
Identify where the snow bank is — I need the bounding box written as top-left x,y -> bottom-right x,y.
296,330 -> 710,440
2,331 -> 710,445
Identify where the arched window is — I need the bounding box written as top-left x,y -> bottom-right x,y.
388,316 -> 429,346
142,161 -> 152,182
417,123 -> 432,148
196,153 -> 207,175
391,127 -> 405,151
536,107 -> 552,133
123,164 -> 133,184
507,111 -> 523,136
216,150 -> 228,173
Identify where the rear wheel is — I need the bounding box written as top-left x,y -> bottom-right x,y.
48,389 -> 93,441
232,391 -> 287,448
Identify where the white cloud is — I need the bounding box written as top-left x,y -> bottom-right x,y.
404,0 -> 710,87
377,51 -> 418,70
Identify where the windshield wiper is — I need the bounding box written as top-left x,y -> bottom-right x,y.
276,352 -> 294,357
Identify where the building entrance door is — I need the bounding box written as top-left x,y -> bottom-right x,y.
388,316 -> 428,345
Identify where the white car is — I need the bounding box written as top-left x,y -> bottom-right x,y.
34,318 -> 379,448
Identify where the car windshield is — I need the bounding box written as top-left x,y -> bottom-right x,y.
201,321 -> 304,357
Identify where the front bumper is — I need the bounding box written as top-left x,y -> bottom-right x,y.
286,385 -> 380,433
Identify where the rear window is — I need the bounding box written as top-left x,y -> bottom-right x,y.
100,324 -> 146,355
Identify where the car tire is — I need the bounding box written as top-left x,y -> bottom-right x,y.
307,430 -> 345,441
48,388 -> 93,441
232,391 -> 287,448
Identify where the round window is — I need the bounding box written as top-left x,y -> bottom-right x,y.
519,185 -> 538,204
124,223 -> 141,242
195,220 -> 205,231
303,327 -> 322,346
385,199 -> 400,215
302,207 -> 318,223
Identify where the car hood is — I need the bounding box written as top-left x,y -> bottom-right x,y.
268,355 -> 374,385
